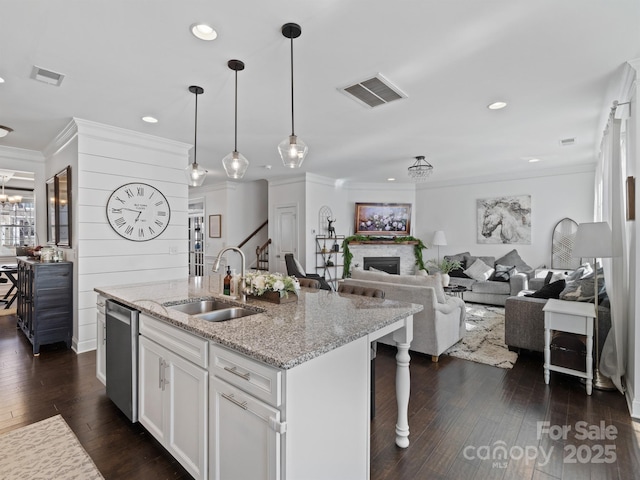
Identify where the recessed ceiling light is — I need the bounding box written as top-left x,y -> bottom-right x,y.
528,158 -> 540,163
387,177 -> 396,182
0,126 -> 13,138
142,116 -> 158,124
191,23 -> 217,41
488,101 -> 507,110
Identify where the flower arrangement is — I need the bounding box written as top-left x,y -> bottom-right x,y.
245,271 -> 300,298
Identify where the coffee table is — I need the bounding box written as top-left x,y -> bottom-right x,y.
444,285 -> 467,298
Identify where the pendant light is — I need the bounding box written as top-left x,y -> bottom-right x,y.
278,22 -> 308,168
222,60 -> 249,179
185,85 -> 208,187
0,176 -> 7,204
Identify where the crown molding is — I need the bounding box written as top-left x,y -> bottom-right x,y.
0,144 -> 45,163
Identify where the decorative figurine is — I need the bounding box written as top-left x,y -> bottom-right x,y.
327,217 -> 336,238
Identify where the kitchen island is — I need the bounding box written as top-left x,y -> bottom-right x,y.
96,276 -> 421,480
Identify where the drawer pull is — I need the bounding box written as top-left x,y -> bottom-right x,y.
224,365 -> 250,381
222,393 -> 248,410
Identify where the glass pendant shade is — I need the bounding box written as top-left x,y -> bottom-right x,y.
186,85 -> 208,187
278,134 -> 307,168
185,162 -> 207,187
222,150 -> 249,179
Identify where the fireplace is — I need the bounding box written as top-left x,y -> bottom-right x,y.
363,256 -> 400,275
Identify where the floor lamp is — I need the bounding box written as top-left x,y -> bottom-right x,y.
432,231 -> 447,263
572,221 -> 616,391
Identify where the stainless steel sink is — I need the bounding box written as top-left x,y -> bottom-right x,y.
167,300 -> 235,315
195,307 -> 257,322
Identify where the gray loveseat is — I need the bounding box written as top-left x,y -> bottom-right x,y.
444,250 -> 532,306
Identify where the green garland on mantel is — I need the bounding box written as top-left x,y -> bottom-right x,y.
341,235 -> 427,278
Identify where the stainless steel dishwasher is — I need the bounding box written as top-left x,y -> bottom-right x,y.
106,299 -> 139,422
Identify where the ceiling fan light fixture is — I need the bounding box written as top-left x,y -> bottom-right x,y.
279,22 -> 307,169
407,155 -> 434,182
185,85 -> 208,187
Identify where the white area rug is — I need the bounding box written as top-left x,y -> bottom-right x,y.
0,415 -> 103,480
445,304 -> 518,369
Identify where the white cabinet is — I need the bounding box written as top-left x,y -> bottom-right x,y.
138,315 -> 208,480
96,295 -> 106,385
209,336 -> 369,480
210,377 -> 283,480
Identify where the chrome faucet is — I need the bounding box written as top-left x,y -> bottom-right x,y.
212,247 -> 247,303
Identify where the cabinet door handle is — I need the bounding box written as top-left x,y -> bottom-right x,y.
221,392 -> 248,410
224,365 -> 250,381
158,358 -> 163,389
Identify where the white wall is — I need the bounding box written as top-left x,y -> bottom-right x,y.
414,169 -> 595,269
64,119 -> 190,353
268,176 -> 305,274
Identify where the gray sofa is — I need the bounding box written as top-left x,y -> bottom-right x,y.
340,269 -> 466,361
444,250 -> 532,306
504,294 -> 611,355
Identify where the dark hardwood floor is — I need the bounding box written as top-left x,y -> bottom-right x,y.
1,312 -> 639,480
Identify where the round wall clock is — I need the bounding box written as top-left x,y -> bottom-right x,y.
106,182 -> 171,241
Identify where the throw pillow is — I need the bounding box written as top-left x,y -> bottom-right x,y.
495,249 -> 533,275
293,258 -> 306,276
525,279 -> 566,299
368,267 -> 389,274
543,271 -> 554,285
492,264 -> 516,282
550,271 -> 567,283
560,267 -> 605,303
464,259 -> 495,282
445,252 -> 470,278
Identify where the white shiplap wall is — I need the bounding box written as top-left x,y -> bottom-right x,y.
70,119 -> 190,352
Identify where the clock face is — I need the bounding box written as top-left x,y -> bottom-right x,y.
106,183 -> 171,241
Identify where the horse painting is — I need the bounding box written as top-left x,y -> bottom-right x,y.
477,196 -> 531,244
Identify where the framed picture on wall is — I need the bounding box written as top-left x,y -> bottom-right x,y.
209,214 -> 221,238
354,202 -> 411,236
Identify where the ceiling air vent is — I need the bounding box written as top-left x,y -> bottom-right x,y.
340,74 -> 407,108
31,66 -> 65,86
559,137 -> 576,147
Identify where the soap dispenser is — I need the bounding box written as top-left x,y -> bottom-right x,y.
223,266 -> 232,296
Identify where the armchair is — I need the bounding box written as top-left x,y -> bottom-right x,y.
284,254 -> 332,290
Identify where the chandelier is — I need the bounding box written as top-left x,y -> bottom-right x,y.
407,155 -> 433,182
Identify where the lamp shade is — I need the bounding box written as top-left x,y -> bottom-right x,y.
432,230 -> 447,246
572,222 -> 613,259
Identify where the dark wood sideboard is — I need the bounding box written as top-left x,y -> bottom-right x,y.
16,257 -> 73,355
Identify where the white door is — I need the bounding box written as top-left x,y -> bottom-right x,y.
138,336 -> 166,443
166,349 -> 208,480
274,205 -> 298,274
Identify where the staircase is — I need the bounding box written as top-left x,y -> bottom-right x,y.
255,239 -> 271,271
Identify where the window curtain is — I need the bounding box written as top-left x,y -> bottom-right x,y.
596,118 -> 628,394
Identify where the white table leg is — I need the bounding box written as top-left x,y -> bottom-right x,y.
586,331 -> 593,395
544,326 -> 551,384
394,341 -> 411,448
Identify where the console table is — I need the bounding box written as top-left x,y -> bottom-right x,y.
542,299 -> 595,394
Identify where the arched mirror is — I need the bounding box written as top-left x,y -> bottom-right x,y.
551,218 -> 580,269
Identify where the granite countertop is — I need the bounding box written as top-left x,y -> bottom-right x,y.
95,276 -> 422,370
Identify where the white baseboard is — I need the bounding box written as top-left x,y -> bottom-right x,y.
624,378 -> 640,419
73,338 -> 97,354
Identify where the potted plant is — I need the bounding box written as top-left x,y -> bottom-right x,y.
427,258 -> 462,287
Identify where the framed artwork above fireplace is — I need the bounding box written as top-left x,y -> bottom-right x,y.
354,202 -> 411,236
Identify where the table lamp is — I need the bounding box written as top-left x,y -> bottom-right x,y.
572,221 -> 615,390
432,231 -> 447,263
